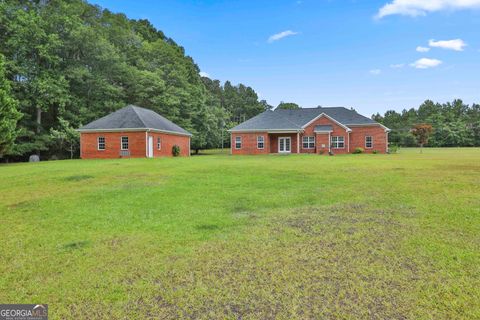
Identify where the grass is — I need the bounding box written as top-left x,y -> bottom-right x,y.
0,148 -> 479,319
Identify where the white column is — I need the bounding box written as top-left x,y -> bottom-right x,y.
328,132 -> 331,153
297,132 -> 300,154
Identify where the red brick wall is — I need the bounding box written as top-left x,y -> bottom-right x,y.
231,132 -> 269,155
80,131 -> 147,159
80,131 -> 190,159
148,132 -> 190,157
302,115 -> 350,154
348,126 -> 388,153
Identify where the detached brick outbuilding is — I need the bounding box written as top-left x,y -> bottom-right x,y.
229,107 -> 390,155
78,105 -> 191,159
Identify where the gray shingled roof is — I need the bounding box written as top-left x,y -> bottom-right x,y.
314,125 -> 333,132
78,105 -> 191,135
229,107 -> 379,131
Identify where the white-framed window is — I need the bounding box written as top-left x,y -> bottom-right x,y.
121,136 -> 129,150
302,136 -> 315,149
365,136 -> 373,148
331,136 -> 345,149
235,136 -> 242,149
257,136 -> 264,149
157,137 -> 161,150
97,136 -> 105,150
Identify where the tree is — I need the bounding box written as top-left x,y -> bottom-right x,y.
0,0 -> 270,160
277,102 -> 300,110
49,118 -> 80,159
0,54 -> 21,158
411,124 -> 433,153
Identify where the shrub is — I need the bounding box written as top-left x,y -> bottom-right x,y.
353,147 -> 364,154
172,145 -> 180,157
318,150 -> 325,155
372,150 -> 379,154
388,145 -> 399,154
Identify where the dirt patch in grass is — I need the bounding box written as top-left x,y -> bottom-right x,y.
60,240 -> 90,251
99,203 -> 430,319
63,174 -> 94,182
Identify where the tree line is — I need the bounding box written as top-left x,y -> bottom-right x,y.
0,0 -> 270,160
373,99 -> 480,147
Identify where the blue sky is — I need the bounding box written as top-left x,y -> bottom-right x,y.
90,0 -> 480,116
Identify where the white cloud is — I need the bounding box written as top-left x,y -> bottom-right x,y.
376,0 -> 480,18
410,58 -> 443,69
369,69 -> 382,75
199,71 -> 210,78
390,63 -> 405,68
268,30 -> 299,43
429,38 -> 466,51
416,46 -> 430,52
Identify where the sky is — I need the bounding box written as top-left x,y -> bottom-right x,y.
89,0 -> 480,116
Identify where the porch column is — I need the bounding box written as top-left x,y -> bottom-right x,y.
328,132 -> 331,153
297,132 -> 300,154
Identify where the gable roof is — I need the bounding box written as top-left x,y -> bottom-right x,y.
229,107 -> 386,132
78,105 -> 191,136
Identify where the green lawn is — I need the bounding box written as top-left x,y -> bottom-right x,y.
1,148 -> 479,319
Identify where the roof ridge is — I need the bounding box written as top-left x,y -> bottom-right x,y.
129,105 -> 149,128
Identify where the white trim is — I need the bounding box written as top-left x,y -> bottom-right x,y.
347,123 -> 391,132
302,113 -> 352,132
121,136 -> 129,150
365,135 -> 373,149
331,136 -> 345,149
235,136 -> 242,149
77,127 -> 192,137
145,132 -> 148,157
97,136 -> 106,151
257,135 -> 265,149
278,136 -> 291,153
302,136 -> 315,149
188,137 -> 191,156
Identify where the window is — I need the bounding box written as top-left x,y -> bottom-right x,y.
257,136 -> 264,149
121,136 -> 129,150
157,137 -> 161,150
331,136 -> 345,149
235,136 -> 242,149
365,136 -> 373,148
302,136 -> 315,149
97,136 -> 105,150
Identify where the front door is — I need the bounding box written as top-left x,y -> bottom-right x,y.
147,136 -> 154,158
278,137 -> 291,153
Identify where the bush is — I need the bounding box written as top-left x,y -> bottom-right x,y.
172,145 -> 180,157
353,147 -> 364,154
372,150 -> 379,154
388,145 -> 399,154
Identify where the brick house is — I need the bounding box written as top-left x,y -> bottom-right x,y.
228,107 -> 390,155
78,105 -> 191,159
